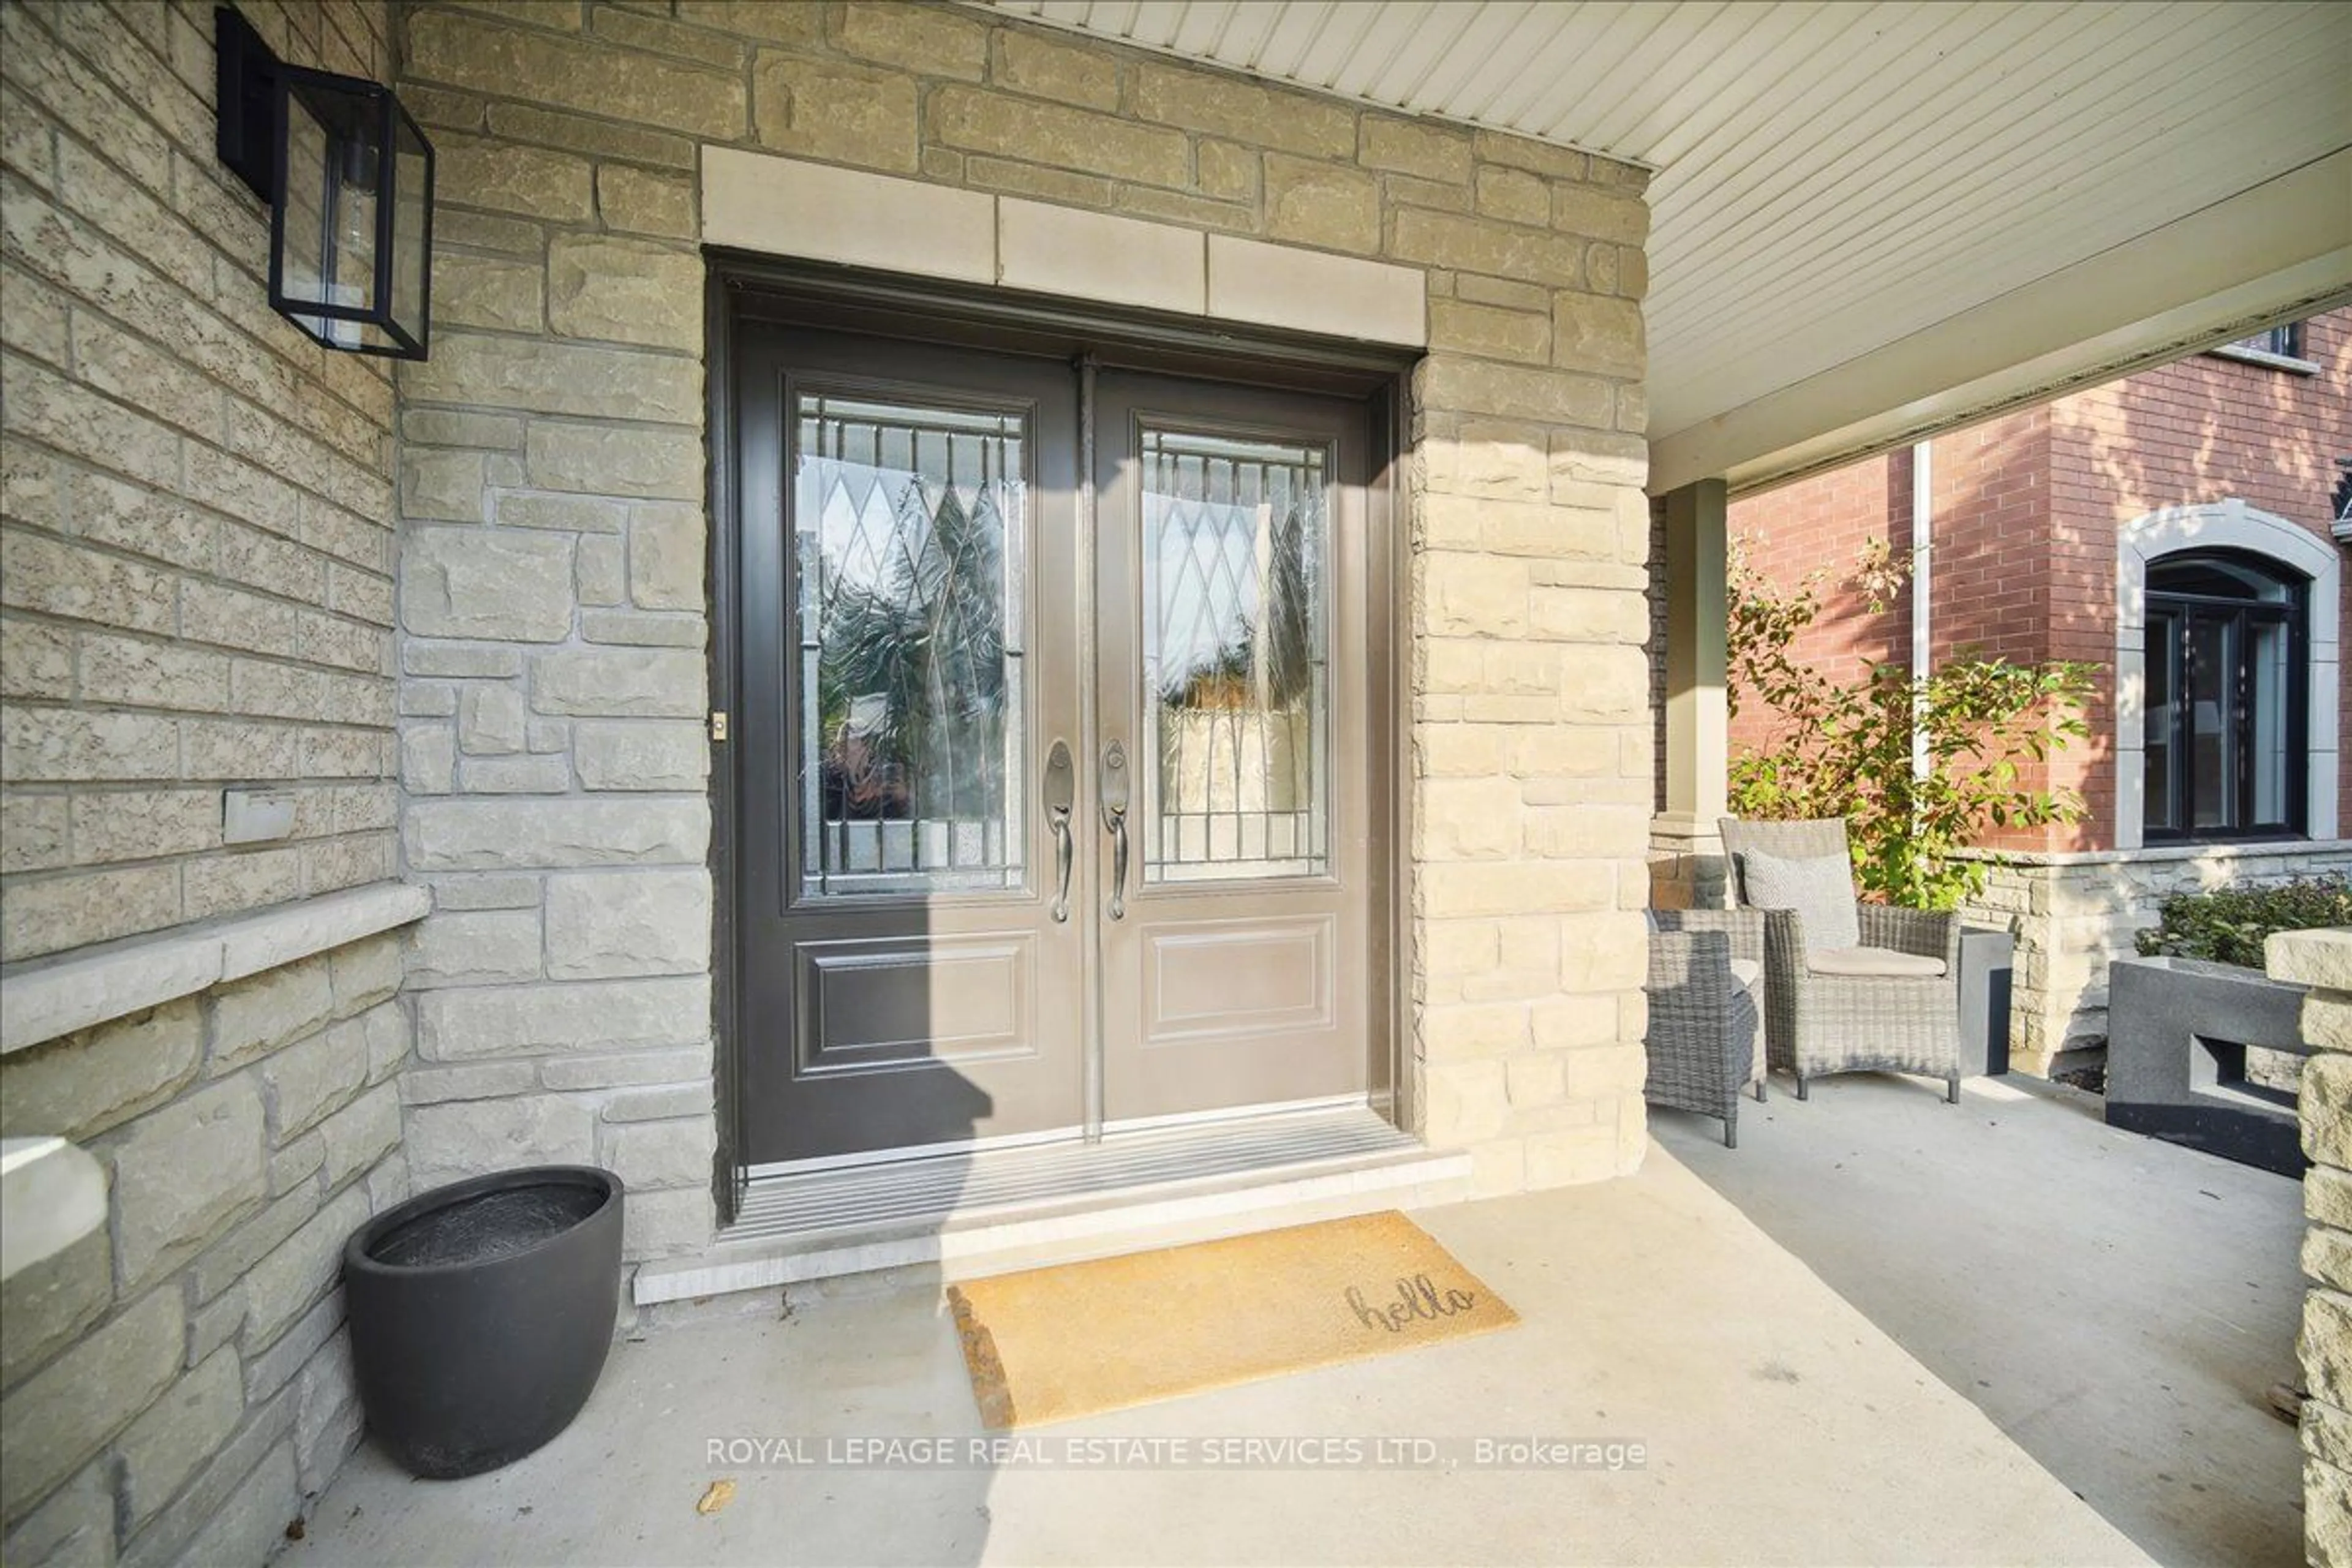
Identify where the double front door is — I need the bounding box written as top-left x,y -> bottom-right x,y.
732,322 -> 1384,1166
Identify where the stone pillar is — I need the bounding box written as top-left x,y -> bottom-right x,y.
1650,478 -> 1729,908
2269,925 -> 2352,1567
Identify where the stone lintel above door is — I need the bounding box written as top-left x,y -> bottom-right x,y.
699,148 -> 1428,350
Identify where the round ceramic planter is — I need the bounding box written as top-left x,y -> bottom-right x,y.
343,1165 -> 624,1479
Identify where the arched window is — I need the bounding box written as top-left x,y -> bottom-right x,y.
2141,549 -> 2306,839
2116,500 -> 2339,851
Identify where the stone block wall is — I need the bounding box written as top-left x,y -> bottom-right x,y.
1,6 -> 423,1562
391,0 -> 1656,1256
0,929 -> 412,1566
2269,926 -> 2352,1567
0,0 -> 399,965
1968,842 -> 2352,1073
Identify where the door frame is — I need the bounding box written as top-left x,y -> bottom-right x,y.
704,252 -> 1417,1223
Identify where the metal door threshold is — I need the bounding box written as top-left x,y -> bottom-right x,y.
634,1105 -> 1466,1306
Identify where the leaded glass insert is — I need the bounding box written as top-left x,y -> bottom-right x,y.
794,394 -> 1025,897
1139,427 -> 1330,884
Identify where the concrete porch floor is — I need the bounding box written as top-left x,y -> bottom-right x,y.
1650,1071 -> 2307,1568
287,1121 -> 2165,1568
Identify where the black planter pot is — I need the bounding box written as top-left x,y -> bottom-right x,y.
344,1166 -> 624,1479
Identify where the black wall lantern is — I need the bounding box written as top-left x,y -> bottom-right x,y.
215,6 -> 433,360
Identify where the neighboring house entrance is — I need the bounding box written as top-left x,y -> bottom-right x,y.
720,276 -> 1396,1173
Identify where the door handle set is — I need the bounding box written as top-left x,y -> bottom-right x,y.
1099,740 -> 1130,922
1045,739 -> 1131,922
1043,741 -> 1074,923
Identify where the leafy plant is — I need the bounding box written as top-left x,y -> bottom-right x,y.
1727,541 -> 2098,910
2132,875 -> 2352,969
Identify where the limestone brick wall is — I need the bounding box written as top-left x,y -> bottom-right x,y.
391,0 -> 1655,1257
0,930 -> 410,1566
1,6 -> 421,1562
2267,926 -> 2352,1567
0,1 -> 399,964
1967,842 -> 2352,1073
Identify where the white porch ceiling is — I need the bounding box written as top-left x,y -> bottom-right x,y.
985,2 -> 2352,491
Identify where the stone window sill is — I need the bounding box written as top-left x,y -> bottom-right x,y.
0,882 -> 429,1055
2204,342 -> 2321,375
1952,839 -> 2352,870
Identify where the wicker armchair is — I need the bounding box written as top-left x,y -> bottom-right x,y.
1717,817 -> 1963,1102
1645,909 -> 1768,1147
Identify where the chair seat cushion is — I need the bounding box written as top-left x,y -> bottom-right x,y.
1806,946 -> 1949,979
1739,848 -> 1861,952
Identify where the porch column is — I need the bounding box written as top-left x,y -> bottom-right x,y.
2266,929 -> 2352,1564
1651,478 -> 1730,908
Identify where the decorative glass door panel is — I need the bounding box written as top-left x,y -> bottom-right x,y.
735,330 -> 1082,1165
793,394 -> 1027,899
731,322 -> 1386,1167
1139,428 -> 1332,885
1094,375 -> 1378,1126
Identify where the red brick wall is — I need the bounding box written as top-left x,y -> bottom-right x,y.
2052,311 -> 2352,843
1724,307 -> 2351,853
1726,447 -> 1912,755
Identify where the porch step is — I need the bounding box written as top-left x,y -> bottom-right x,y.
631,1106 -> 1468,1306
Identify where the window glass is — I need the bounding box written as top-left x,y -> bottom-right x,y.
1138,427 -> 1332,884
793,393 -> 1027,897
2143,611 -> 2176,834
2250,618 -> 2291,825
2186,614 -> 2236,832
2226,322 -> 2303,359
2143,549 -> 2305,841
2147,556 -> 2291,603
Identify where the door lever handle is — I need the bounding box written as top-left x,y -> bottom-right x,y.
1099,740 -> 1130,921
1044,741 -> 1074,923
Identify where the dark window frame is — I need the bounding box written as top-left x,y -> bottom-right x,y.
2210,320 -> 2314,371
2141,550 -> 2309,843
2238,322 -> 2305,359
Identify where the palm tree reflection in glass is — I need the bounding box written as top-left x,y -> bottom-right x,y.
798,398 -> 1022,894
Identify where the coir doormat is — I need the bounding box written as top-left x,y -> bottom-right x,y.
946,1210 -> 1518,1428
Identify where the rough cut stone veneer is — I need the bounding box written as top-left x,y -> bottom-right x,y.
390,0 -> 1657,1260
0,3 -> 420,1561
2268,927 -> 2352,1567
0,1 -> 400,965
1967,843 -> 2352,1074
0,928 -> 412,1566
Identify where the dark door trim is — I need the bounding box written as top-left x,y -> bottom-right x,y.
706,265 -> 744,1224
704,255 -> 1419,1214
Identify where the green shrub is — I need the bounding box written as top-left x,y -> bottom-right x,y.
1727,541 -> 2097,911
2132,875 -> 2352,969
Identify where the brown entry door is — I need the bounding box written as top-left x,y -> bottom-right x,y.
733,328 -> 1380,1167
1091,371 -> 1375,1125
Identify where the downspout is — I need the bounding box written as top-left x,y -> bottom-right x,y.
1910,440 -> 1932,783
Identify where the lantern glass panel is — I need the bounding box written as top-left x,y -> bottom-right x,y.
388,109 -> 431,353
273,73 -> 384,352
